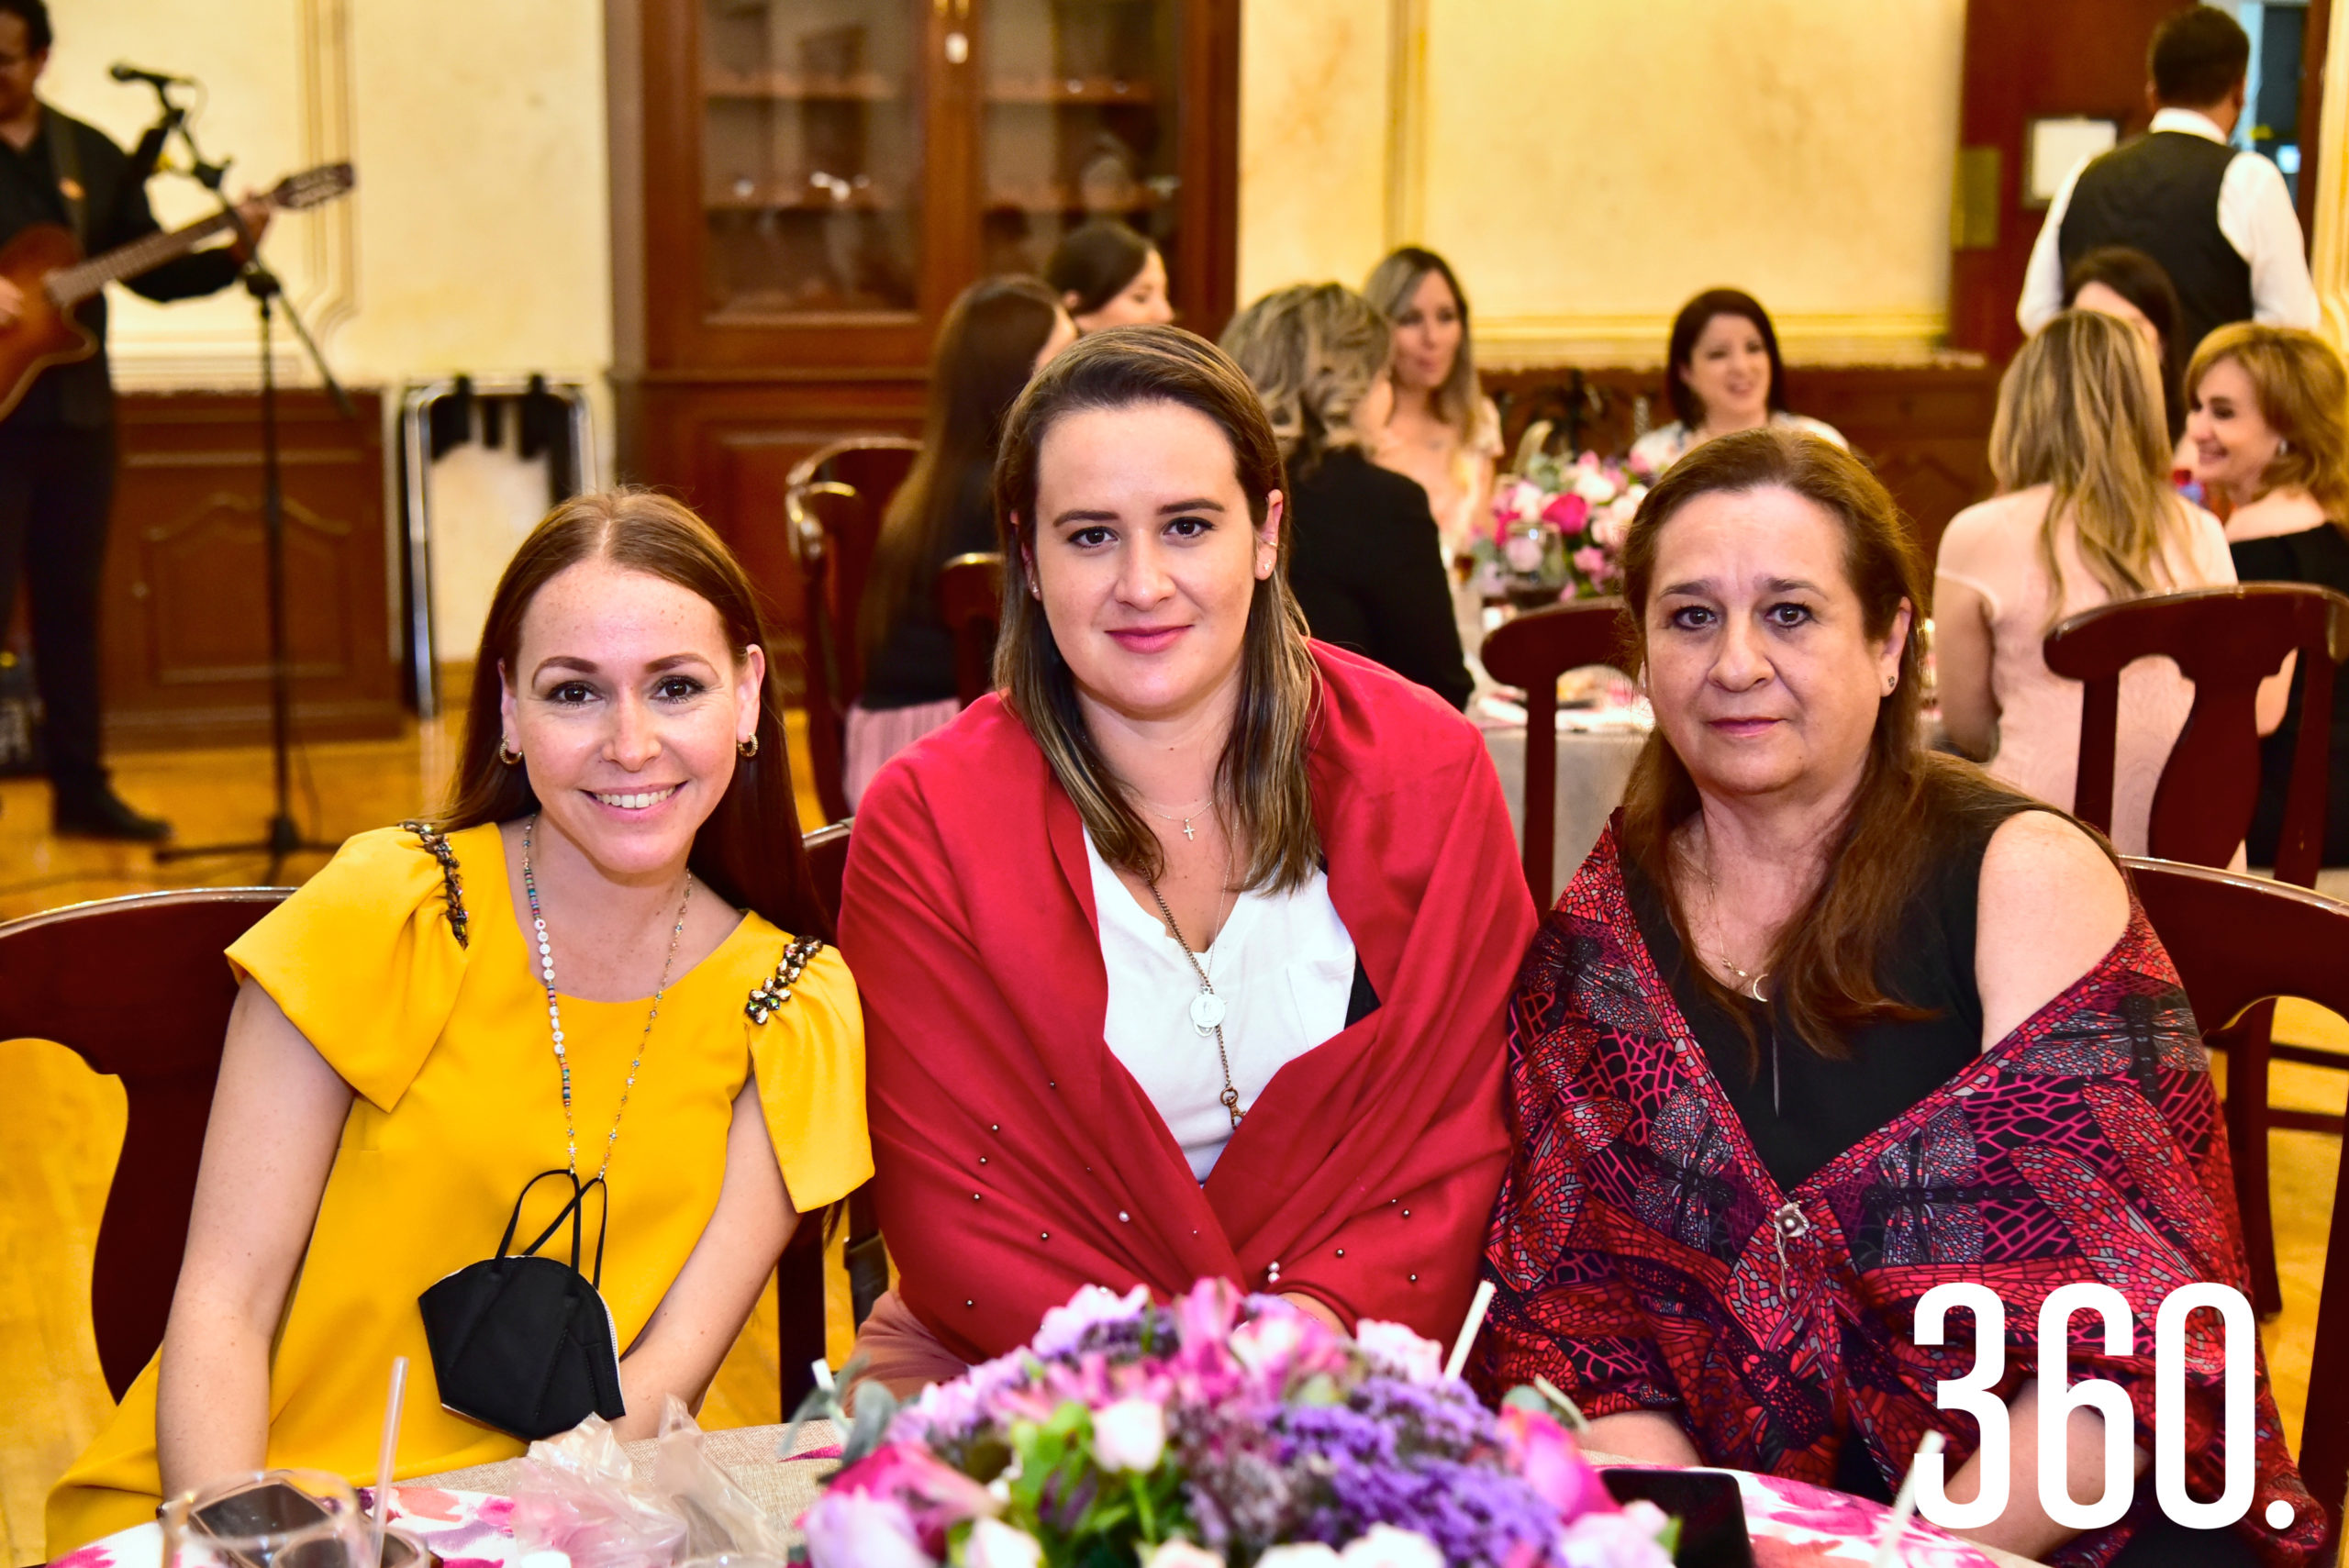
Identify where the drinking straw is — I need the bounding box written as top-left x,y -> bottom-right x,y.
1444,1279 -> 1497,1382
1869,1429 -> 1944,1568
371,1356 -> 408,1568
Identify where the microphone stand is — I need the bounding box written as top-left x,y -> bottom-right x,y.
151,99 -> 354,881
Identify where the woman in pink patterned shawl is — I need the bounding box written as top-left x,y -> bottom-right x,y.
1476,428 -> 2321,1568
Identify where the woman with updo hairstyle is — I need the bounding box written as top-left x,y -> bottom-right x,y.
2186,322 -> 2349,865
1044,218 -> 1174,334
851,276 -> 1075,806
50,493 -> 869,1553
1221,282 -> 1473,709
1363,246 -> 1503,552
1628,288 -> 1845,473
840,325 -> 1531,1397
1477,428 -> 2317,1568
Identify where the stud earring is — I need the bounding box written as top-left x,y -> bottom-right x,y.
1884,673 -> 1898,695
738,734 -> 760,759
497,739 -> 522,766
2278,438 -> 2291,454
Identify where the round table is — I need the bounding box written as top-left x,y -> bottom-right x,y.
1480,714 -> 1649,906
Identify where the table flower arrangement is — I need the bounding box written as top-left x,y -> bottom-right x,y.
795,1279 -> 1673,1568
1475,451 -> 1648,606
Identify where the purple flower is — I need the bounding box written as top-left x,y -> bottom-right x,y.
1031,1284 -> 1151,1358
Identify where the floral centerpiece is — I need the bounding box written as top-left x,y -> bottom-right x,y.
795,1280 -> 1675,1568
1475,451 -> 1649,606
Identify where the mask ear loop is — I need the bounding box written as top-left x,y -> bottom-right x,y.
499,1168 -> 580,1260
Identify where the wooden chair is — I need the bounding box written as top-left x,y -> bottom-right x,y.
938,550 -> 1005,708
2048,584 -> 2349,1310
1479,598 -> 1631,901
785,435 -> 923,824
2127,857 -> 2349,1536
0,886 -> 291,1397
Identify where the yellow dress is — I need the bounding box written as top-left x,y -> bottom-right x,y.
47,824 -> 871,1555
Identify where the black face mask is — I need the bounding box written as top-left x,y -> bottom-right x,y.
418,1169 -> 627,1440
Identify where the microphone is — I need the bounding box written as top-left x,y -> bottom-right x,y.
110,62 -> 195,87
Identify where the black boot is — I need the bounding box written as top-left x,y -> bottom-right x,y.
54,781 -> 173,842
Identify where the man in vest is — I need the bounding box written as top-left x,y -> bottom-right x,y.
2019,5 -> 2318,360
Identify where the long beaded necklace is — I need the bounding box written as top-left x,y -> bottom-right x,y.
1145,830 -> 1243,1129
521,815 -> 695,1180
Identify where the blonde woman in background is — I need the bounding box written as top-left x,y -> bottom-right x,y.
1364,248 -> 1503,555
2186,323 -> 2349,865
1934,308 -> 2277,855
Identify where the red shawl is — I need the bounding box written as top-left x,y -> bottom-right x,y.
839,642 -> 1534,1363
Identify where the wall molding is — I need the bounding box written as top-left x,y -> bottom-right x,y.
2312,0 -> 2349,350
1382,0 -> 1429,250
1475,309 -> 1956,369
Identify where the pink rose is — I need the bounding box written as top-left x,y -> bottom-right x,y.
1589,513 -> 1629,552
822,1442 -> 995,1555
1571,547 -> 1610,581
799,1490 -> 933,1568
1496,1406 -> 1613,1519
1542,492 -> 1590,531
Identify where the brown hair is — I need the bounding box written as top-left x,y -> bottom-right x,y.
1617,427 -> 2043,1063
860,276 -> 1064,666
1364,246 -> 1482,435
2186,322 -> 2349,528
441,489 -> 828,939
992,323 -> 1323,893
1664,288 -> 1791,430
1993,309 -> 2202,630
1219,282 -> 1393,478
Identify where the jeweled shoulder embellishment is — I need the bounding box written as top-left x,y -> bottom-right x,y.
746,935 -> 826,1024
402,819 -> 470,949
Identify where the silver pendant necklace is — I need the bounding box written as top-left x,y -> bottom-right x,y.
1145,841 -> 1243,1129
1694,828 -> 1781,1113
1135,790 -> 1213,842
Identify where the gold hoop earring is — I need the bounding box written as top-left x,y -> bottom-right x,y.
738,734 -> 760,759
497,740 -> 522,766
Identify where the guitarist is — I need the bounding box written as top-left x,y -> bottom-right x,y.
0,0 -> 267,840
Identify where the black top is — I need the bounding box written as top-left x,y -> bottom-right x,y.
0,105 -> 245,428
2058,131 -> 2253,370
858,465 -> 996,710
1284,448 -> 1473,711
2232,524 -> 2349,866
1620,798 -> 2042,1194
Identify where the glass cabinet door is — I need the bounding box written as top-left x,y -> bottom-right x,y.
978,0 -> 1182,284
699,0 -> 926,320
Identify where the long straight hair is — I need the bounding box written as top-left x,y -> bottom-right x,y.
1992,308 -> 2196,630
1364,246 -> 1482,436
860,277 -> 1063,666
2187,322 -> 2349,529
441,489 -> 828,939
1617,428 -> 2045,1063
1664,288 -> 1791,430
992,325 -> 1323,893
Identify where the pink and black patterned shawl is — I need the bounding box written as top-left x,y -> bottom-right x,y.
1476,826 -> 2323,1568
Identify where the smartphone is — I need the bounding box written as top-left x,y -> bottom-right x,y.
1601,1466 -> 1753,1568
190,1482 -> 341,1568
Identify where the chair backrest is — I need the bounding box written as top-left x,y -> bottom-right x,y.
0,886 -> 292,1398
2044,584 -> 2349,885
1479,598 -> 1630,900
2125,855 -> 2349,1529
937,550 -> 1005,708
803,818 -> 852,931
785,436 -> 923,825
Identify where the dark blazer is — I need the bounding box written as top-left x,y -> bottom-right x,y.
1284,447 -> 1474,711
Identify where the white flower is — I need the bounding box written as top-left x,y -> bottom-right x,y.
1574,467 -> 1620,504
963,1518 -> 1044,1568
1090,1397 -> 1167,1473
1338,1526 -> 1445,1568
1141,1543 -> 1227,1568
1256,1548 -> 1342,1568
799,1490 -> 933,1568
1030,1284 -> 1150,1357
1353,1319 -> 1443,1384
1555,1502 -> 1675,1568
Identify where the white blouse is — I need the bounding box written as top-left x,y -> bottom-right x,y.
1084,828 -> 1357,1181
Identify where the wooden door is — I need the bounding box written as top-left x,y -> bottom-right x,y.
1947,0 -> 2189,362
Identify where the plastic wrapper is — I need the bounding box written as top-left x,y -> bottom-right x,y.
652,1397 -> 785,1560
508,1415 -> 686,1568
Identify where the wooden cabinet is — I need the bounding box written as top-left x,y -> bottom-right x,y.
607,0 -> 1241,695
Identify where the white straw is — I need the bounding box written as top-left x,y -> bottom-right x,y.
1870,1429 -> 1943,1568
1444,1279 -> 1497,1382
371,1355 -> 408,1568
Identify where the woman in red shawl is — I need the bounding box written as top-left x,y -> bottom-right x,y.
1477,428 -> 2321,1568
838,325 -> 1534,1391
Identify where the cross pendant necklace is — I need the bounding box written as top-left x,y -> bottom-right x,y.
1136,790 -> 1212,843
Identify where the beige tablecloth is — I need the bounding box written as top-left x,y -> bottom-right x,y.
1482,722 -> 1648,906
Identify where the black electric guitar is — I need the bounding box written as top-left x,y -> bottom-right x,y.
0,161 -> 354,419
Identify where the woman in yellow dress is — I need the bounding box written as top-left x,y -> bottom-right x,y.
48,492 -> 870,1555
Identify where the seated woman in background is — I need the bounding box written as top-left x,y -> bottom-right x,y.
1222,282 -> 1474,710
850,276 -> 1074,806
1477,428 -> 2318,1568
1934,309 -> 2260,857
1627,288 -> 1845,473
1364,246 -> 1504,554
48,494 -> 870,1554
2064,244 -> 2188,448
2187,322 -> 2349,867
841,326 -> 1533,1396
1045,217 -> 1175,334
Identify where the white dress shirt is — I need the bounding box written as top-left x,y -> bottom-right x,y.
1085,827 -> 1356,1182
2017,107 -> 2319,336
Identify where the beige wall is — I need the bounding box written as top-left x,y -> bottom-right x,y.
1239,0 -> 1969,365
